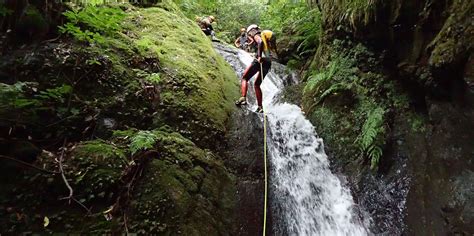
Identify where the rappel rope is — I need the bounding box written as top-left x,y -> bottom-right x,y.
261,61 -> 268,236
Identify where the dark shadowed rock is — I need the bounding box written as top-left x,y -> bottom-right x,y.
224,108 -> 266,236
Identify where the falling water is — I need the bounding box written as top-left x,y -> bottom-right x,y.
215,44 -> 370,236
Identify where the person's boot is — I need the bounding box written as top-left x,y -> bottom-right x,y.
235,96 -> 247,106
255,106 -> 263,113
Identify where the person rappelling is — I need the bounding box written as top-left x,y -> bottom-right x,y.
235,24 -> 277,113
196,15 -> 218,41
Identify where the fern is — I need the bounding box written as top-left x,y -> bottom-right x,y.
358,106 -> 385,170
36,85 -> 72,103
0,82 -> 39,110
304,60 -> 338,94
58,6 -> 125,44
130,131 -> 158,155
294,8 -> 321,56
318,82 -> 352,101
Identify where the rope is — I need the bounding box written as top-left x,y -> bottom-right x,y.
263,111 -> 268,236
260,61 -> 268,236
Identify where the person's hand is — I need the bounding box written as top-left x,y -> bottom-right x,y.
257,57 -> 262,63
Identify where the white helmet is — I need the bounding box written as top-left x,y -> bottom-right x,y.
246,24 -> 259,34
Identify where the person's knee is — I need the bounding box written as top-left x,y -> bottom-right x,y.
254,79 -> 262,87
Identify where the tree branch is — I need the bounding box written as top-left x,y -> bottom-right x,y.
58,138 -> 73,203
0,154 -> 60,174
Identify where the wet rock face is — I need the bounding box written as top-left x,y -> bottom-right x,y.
214,43 -> 267,235
404,92 -> 474,235
223,99 -> 266,236
224,108 -> 265,176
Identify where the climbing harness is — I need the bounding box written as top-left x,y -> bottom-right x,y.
261,61 -> 268,236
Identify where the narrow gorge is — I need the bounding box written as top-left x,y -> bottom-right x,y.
0,0 -> 472,235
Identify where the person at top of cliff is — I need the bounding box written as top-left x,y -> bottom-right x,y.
234,27 -> 254,51
197,15 -> 218,41
235,24 -> 277,113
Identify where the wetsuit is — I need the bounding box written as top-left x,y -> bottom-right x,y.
240,30 -> 275,108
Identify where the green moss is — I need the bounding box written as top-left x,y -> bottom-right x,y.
407,112 -> 427,133
125,7 -> 239,132
428,0 -> 473,69
68,140 -> 127,203
1,2 -> 238,234
72,140 -> 127,165
129,130 -> 236,235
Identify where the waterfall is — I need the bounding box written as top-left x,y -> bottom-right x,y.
216,44 -> 371,236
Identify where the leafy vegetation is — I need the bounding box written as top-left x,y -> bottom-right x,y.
0,3 -> 12,16
130,130 -> 158,154
260,0 -> 321,58
319,0 -> 379,28
59,6 -> 126,44
303,40 -> 412,170
357,105 -> 386,170
36,85 -> 72,103
0,82 -> 39,111
174,0 -> 266,43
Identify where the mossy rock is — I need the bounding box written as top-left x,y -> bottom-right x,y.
66,140 -> 128,204
0,2 -> 239,234
427,0 -> 473,71
128,130 -> 236,235
125,6 -> 239,146
0,139 -> 128,234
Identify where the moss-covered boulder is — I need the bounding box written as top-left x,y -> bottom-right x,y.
66,140 -> 128,204
0,2 -> 239,234
0,139 -> 127,234
117,4 -> 239,149
125,130 -> 236,235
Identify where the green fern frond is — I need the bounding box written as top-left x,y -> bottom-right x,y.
357,106 -> 386,170
130,131 -> 158,155
304,57 -> 341,95
318,82 -> 352,102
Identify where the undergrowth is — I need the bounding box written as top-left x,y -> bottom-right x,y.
0,3 -> 12,16
357,104 -> 386,169
59,6 -> 126,44
261,0 -> 322,60
303,40 -> 405,170
0,82 -> 39,112
130,130 -> 158,154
